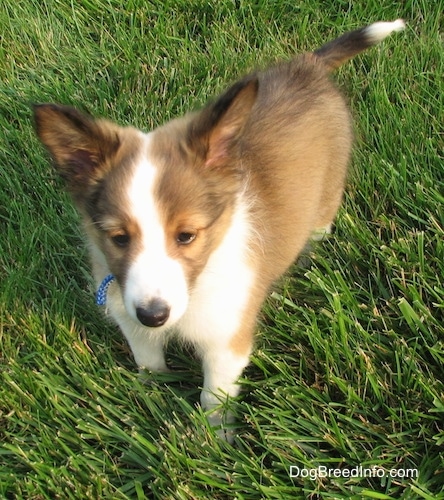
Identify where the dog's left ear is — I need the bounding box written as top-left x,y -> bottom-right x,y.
188,77 -> 258,168
33,104 -> 120,196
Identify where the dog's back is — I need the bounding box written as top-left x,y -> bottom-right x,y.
243,53 -> 352,283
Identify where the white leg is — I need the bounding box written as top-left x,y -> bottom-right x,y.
118,318 -> 168,372
200,345 -> 251,442
311,222 -> 332,241
105,285 -> 168,372
298,223 -> 333,267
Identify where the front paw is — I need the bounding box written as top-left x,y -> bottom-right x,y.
202,390 -> 237,443
137,365 -> 172,386
138,365 -> 171,375
205,406 -> 236,444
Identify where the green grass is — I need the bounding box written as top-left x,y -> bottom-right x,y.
1,0 -> 443,498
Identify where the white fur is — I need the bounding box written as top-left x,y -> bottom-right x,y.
99,274 -> 170,371
178,198 -> 254,347
365,19 -> 405,43
124,133 -> 189,328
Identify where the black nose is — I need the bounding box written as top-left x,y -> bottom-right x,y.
136,299 -> 170,327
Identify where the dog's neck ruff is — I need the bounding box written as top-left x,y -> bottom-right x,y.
96,274 -> 115,306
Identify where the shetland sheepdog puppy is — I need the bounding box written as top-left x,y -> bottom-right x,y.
34,20 -> 404,441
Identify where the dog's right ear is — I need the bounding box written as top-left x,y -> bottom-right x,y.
33,104 -> 120,194
187,77 -> 258,170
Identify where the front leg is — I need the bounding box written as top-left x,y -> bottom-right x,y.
199,328 -> 254,442
200,351 -> 250,442
95,270 -> 169,372
126,326 -> 168,373
115,312 -> 169,372
105,286 -> 169,372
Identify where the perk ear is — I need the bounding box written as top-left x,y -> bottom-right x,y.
33,104 -> 120,193
188,77 -> 258,168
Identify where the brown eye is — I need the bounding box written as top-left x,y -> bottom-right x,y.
176,231 -> 196,245
111,232 -> 130,247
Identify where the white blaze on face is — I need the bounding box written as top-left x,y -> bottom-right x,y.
123,133 -> 189,329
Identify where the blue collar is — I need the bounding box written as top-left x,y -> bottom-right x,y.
96,274 -> 115,306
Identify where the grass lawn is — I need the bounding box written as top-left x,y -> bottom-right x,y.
1,0 -> 443,498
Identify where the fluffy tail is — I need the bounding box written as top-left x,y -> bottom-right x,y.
314,19 -> 405,71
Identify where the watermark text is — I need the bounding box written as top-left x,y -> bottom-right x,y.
289,465 -> 418,480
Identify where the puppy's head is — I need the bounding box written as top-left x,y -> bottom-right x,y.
33,78 -> 258,330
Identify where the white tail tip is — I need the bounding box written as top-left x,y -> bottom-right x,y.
365,19 -> 406,43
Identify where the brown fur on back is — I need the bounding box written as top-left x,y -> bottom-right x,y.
241,53 -> 352,282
